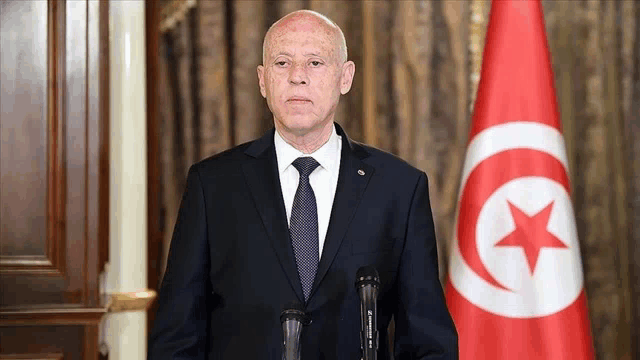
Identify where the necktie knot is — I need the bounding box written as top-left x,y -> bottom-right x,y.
292,157 -> 320,179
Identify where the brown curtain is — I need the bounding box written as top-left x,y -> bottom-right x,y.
155,1 -> 640,359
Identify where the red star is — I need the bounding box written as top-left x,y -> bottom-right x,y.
494,201 -> 567,275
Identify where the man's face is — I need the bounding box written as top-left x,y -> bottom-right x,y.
257,19 -> 354,138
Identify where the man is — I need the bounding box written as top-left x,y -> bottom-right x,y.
148,10 -> 457,360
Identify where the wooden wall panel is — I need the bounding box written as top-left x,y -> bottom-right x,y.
0,354 -> 63,360
0,0 -> 107,307
63,0 -> 88,305
0,0 -> 63,277
86,0 -> 109,310
0,325 -> 91,360
0,0 -> 48,255
0,0 -> 109,358
0,0 -> 69,307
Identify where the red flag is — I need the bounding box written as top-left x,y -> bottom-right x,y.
445,0 -> 594,359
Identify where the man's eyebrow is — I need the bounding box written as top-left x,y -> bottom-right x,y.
271,52 -> 327,58
272,52 -> 294,58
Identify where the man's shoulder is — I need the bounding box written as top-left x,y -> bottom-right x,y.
188,139 -> 258,177
353,141 -> 425,179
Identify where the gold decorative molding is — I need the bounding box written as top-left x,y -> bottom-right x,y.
104,290 -> 157,312
362,0 -> 377,148
160,0 -> 197,33
469,0 -> 489,111
0,354 -> 63,360
0,307 -> 107,326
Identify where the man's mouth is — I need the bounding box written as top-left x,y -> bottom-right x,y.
287,97 -> 312,103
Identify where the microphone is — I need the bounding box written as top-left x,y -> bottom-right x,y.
355,266 -> 380,360
280,301 -> 308,360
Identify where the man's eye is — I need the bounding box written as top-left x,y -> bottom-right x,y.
276,61 -> 287,66
310,61 -> 322,66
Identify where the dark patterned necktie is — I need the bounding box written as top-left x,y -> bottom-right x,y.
290,156 -> 320,301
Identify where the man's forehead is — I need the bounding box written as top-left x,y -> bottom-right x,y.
267,29 -> 336,57
270,21 -> 334,43
270,28 -> 332,45
262,10 -> 346,63
274,11 -> 336,33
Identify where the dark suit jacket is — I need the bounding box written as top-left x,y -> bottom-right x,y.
148,123 -> 458,360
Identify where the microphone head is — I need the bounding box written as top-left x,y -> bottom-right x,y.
355,265 -> 380,289
280,301 -> 309,325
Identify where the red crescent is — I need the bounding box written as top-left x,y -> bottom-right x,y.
457,148 -> 570,291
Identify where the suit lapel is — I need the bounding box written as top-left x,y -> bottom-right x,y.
242,130 -> 305,303
310,124 -> 374,298
242,124 -> 375,304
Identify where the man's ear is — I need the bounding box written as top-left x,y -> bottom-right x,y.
257,65 -> 267,98
340,61 -> 355,95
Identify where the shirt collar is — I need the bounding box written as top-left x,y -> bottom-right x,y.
274,123 -> 341,176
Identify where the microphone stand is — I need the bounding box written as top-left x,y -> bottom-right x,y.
281,302 -> 309,360
355,266 -> 380,360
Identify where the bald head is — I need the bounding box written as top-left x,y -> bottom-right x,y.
262,10 -> 348,65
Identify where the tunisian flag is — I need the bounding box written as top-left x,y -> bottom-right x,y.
445,0 -> 594,359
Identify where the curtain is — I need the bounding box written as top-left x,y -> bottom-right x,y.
154,1 -> 640,358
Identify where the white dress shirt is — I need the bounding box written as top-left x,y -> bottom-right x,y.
274,124 -> 342,259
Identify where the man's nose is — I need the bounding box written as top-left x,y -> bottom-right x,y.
288,64 -> 308,85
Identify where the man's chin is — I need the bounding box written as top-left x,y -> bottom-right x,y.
278,120 -> 332,138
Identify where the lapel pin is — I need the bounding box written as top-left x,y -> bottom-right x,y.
358,169 -> 365,176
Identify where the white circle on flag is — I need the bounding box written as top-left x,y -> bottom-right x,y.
449,121 -> 586,318
475,176 -> 583,316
